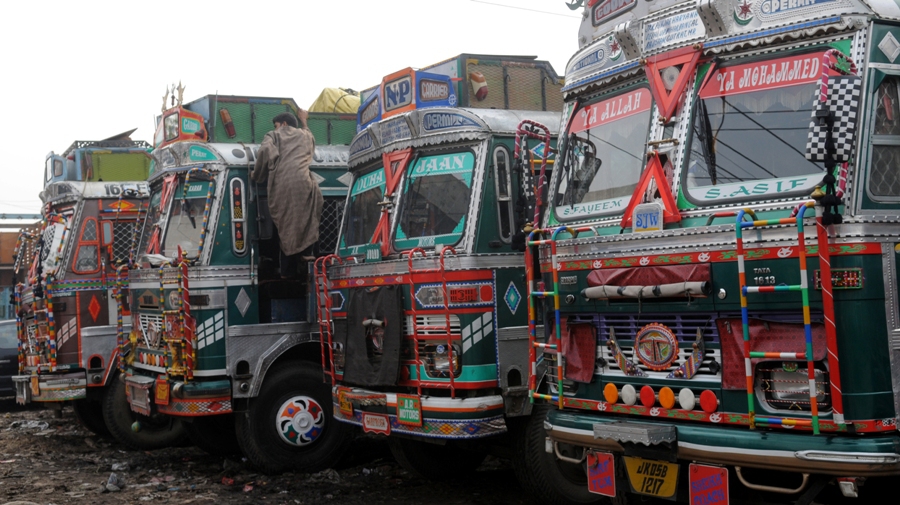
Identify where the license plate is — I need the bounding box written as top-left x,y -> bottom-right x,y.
338,389 -> 353,417
586,451 -> 616,497
624,456 -> 679,499
689,463 -> 728,505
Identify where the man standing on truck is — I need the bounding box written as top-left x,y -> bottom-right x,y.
251,110 -> 324,276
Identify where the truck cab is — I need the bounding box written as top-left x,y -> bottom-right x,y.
523,1 -> 900,503
12,138 -> 185,449
318,54 -> 564,479
120,92 -> 355,471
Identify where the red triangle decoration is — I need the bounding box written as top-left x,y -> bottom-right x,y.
381,148 -> 412,195
643,44 -> 703,123
619,152 -> 681,228
373,148 -> 413,256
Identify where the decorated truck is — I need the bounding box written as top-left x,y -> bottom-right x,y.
118,89 -> 356,470
11,136 -> 187,449
523,0 -> 900,503
315,54 -> 565,479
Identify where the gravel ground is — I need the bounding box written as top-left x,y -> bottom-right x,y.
0,399 -> 531,505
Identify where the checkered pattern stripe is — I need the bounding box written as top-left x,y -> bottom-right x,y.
158,398 -> 232,416
333,406 -> 507,439
806,76 -> 861,163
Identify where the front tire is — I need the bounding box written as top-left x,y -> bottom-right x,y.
101,377 -> 187,450
73,398 -> 110,437
235,365 -> 350,474
511,403 -> 612,505
389,437 -> 487,481
183,414 -> 241,457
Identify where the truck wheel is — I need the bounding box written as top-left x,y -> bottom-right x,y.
183,414 -> 241,457
73,398 -> 111,437
389,437 -> 486,480
512,403 -> 623,505
101,378 -> 187,450
235,366 -> 350,474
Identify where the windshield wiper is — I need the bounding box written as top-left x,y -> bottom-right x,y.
693,98 -> 719,185
181,199 -> 197,229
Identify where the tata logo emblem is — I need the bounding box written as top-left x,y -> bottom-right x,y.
592,0 -> 636,26
419,79 -> 449,101
384,75 -> 413,111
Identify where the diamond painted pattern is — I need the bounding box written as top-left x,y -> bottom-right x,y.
88,295 -> 102,322
504,282 -> 521,315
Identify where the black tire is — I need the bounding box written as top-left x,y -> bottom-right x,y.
183,414 -> 241,457
235,365 -> 350,474
388,437 -> 487,481
73,398 -> 111,437
101,377 -> 188,450
512,403 -> 623,505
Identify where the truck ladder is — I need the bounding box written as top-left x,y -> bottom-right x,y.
156,247 -> 196,380
526,226 -> 595,409
314,254 -> 344,385
406,246 -> 458,398
736,203 -> 824,434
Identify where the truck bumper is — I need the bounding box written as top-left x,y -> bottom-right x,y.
124,373 -> 232,417
332,387 -> 507,439
546,409 -> 900,477
13,371 -> 87,404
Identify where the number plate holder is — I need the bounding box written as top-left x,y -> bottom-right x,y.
623,456 -> 679,499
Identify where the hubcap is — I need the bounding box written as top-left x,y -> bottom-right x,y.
275,396 -> 325,447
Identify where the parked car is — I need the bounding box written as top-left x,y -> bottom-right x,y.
0,320 -> 17,398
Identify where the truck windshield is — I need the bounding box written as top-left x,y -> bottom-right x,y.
555,87 -> 652,220
394,150 -> 475,250
341,167 -> 385,248
162,180 -> 212,258
684,52 -> 827,204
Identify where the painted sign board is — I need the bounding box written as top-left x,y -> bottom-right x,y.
587,451 -> 617,497
361,412 -> 391,435
396,394 -> 423,426
689,464 -> 729,505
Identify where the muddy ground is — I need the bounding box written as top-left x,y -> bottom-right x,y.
0,399 -> 890,505
0,399 -> 531,505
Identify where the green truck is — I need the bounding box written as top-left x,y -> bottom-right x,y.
119,93 -> 357,470
524,0 -> 900,503
13,136 -> 186,449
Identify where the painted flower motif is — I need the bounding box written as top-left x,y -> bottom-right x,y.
709,413 -> 721,423
639,257 -> 650,266
593,260 -> 603,269
698,252 -> 710,262
777,247 -> 792,258
650,407 -> 660,417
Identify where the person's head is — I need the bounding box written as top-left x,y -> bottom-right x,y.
272,112 -> 298,129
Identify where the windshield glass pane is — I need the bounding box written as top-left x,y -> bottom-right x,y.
162,180 -> 212,258
685,52 -> 828,203
395,151 -> 475,250
555,87 -> 652,220
0,322 -> 16,347
341,167 -> 385,249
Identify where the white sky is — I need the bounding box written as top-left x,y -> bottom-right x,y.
0,0 -> 581,218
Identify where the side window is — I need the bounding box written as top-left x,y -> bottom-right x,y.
73,217 -> 100,274
493,146 -> 514,242
870,76 -> 900,199
54,159 -> 64,177
164,113 -> 180,142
